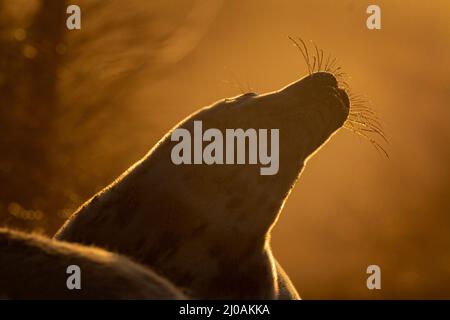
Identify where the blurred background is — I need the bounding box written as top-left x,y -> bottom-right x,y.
0,0 -> 449,298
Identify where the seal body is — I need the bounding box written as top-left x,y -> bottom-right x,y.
0,228 -> 185,299
56,72 -> 349,299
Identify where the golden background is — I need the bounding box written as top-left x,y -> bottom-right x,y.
0,0 -> 449,298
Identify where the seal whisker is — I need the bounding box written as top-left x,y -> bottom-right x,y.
349,96 -> 379,117
350,101 -> 372,107
313,42 -> 322,72
350,98 -> 370,105
346,118 -> 388,144
332,66 -> 343,76
351,127 -> 388,145
343,123 -> 389,158
349,93 -> 375,111
349,92 -> 366,99
350,107 -> 379,117
345,87 -> 389,156
319,49 -> 324,72
349,111 -> 382,127
348,106 -> 386,136
288,36 -> 312,75
347,115 -> 384,132
349,116 -> 384,135
334,72 -> 348,79
324,53 -> 332,72
339,80 -> 351,90
327,57 -> 338,73
298,38 -> 312,74
289,37 -> 344,82
348,92 -> 369,103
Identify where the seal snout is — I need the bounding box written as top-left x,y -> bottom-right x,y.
311,72 -> 350,115
308,71 -> 338,87
304,72 -> 349,116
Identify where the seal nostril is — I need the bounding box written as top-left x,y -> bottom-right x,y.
338,88 -> 350,109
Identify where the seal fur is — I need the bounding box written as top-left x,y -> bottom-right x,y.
0,228 -> 185,299
56,72 -> 350,299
